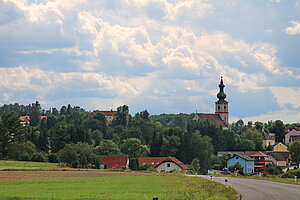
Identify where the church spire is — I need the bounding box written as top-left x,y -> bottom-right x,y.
215,76 -> 229,125
217,76 -> 227,102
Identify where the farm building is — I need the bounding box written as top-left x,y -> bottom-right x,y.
138,157 -> 189,172
98,155 -> 129,169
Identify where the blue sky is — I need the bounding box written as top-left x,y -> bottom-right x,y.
0,0 -> 300,123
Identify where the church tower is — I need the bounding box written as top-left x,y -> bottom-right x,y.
215,76 -> 229,124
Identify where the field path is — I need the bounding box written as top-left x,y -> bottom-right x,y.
0,170 -> 156,181
190,175 -> 300,200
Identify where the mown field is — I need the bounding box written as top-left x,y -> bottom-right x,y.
0,160 -> 59,170
0,172 -> 237,200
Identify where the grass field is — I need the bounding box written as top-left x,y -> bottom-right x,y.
0,160 -> 59,170
0,174 -> 237,200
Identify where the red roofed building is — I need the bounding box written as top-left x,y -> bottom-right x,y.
98,155 -> 129,169
193,113 -> 227,128
247,151 -> 273,169
92,110 -> 117,123
138,157 -> 189,172
19,115 -> 48,126
19,115 -> 30,125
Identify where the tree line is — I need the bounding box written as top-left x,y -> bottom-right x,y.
0,102 -> 299,173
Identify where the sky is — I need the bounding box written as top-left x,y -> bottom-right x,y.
0,0 -> 300,123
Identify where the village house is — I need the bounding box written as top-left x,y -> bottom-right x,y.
98,155 -> 129,169
138,157 -> 189,172
227,154 -> 254,174
193,77 -> 229,129
92,110 -> 117,123
245,151 -> 273,170
262,131 -> 275,147
19,115 -> 47,125
273,142 -> 288,152
92,110 -> 131,123
266,152 -> 290,167
285,129 -> 300,145
220,149 -> 291,169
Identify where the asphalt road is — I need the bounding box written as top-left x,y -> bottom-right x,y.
189,175 -> 300,200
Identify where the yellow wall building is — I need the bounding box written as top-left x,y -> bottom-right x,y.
273,142 -> 288,152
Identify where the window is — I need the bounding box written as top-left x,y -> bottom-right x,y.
236,157 -> 238,159
224,106 -> 226,109
167,163 -> 170,167
218,106 -> 220,109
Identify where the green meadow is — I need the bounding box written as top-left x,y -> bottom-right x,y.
0,175 -> 237,200
0,160 -> 59,170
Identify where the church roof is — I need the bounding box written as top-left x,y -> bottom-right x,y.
195,113 -> 227,127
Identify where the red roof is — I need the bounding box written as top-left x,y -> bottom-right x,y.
98,155 -> 128,169
138,157 -> 189,170
20,115 -> 30,123
196,113 -> 226,127
92,110 -> 117,116
19,115 -> 48,123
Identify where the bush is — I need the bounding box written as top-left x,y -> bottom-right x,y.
281,169 -> 300,178
129,158 -> 139,170
264,163 -> 282,175
48,153 -> 59,163
228,163 -> 244,175
140,163 -> 155,171
31,152 -> 47,162
8,141 -> 37,161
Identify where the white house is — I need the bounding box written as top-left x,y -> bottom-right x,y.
138,157 -> 189,172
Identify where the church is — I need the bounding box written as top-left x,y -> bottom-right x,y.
193,77 -> 229,129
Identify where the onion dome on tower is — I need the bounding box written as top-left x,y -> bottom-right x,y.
215,76 -> 229,125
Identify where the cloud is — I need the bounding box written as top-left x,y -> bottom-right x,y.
284,20 -> 300,35
0,0 -> 299,123
270,87 -> 300,109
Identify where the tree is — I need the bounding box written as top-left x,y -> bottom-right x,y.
239,138 -> 255,151
113,105 -> 129,126
189,131 -> 214,174
140,110 -> 150,120
160,135 -> 181,156
289,141 -> 300,166
95,140 -> 121,155
120,138 -> 150,158
58,142 -> 95,168
8,141 -> 37,161
269,120 -> 285,142
241,129 -> 263,150
254,121 -> 263,132
0,111 -> 25,158
150,131 -> 163,156
29,101 -> 41,126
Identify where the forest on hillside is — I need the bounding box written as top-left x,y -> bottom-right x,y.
0,102 -> 298,173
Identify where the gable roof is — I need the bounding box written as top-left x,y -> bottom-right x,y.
273,142 -> 287,148
195,113 -> 226,127
266,152 -> 288,161
20,115 -> 30,123
138,157 -> 189,170
286,129 -> 300,136
98,155 -> 128,169
92,110 -> 117,116
249,151 -> 268,157
229,154 -> 254,161
217,151 -> 245,157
